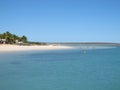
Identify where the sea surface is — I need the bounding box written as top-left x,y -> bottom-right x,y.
0,45 -> 120,90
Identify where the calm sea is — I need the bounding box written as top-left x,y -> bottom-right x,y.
0,45 -> 120,90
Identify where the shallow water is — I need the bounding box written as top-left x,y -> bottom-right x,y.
0,45 -> 120,90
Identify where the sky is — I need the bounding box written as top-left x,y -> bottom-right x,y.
0,0 -> 120,43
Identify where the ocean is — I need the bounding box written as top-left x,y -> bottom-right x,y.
0,45 -> 120,90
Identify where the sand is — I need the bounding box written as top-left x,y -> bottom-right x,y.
0,44 -> 73,52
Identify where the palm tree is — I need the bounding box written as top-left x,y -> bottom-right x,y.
21,35 -> 27,43
0,34 -> 3,39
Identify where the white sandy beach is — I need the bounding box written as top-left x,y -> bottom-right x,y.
0,44 -> 73,52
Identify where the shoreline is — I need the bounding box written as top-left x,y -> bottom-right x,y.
0,44 -> 73,52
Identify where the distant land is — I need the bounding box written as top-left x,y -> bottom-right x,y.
51,42 -> 120,46
1,31 -> 120,46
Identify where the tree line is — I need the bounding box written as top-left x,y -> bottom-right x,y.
0,31 -> 27,44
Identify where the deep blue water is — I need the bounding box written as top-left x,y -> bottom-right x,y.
0,46 -> 120,90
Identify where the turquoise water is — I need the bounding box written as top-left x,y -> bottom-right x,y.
0,46 -> 120,90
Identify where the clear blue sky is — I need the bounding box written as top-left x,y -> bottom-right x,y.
0,0 -> 120,42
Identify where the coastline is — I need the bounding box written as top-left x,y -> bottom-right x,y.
0,44 -> 73,52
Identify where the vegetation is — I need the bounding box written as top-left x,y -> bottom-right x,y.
0,31 -> 27,44
0,31 -> 47,45
28,42 -> 47,45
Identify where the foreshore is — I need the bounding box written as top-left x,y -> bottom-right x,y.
0,44 -> 73,52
